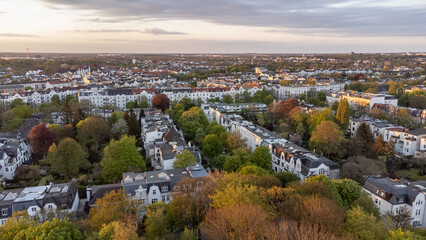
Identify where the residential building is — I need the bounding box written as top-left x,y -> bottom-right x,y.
0,180 -> 79,225
362,177 -> 426,228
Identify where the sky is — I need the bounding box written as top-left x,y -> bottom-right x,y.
0,0 -> 425,53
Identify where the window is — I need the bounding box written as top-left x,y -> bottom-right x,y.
5,168 -> 8,172
415,209 -> 421,216
162,196 -> 166,202
151,199 -> 157,204
1,210 -> 7,216
31,207 -> 37,212
48,205 -> 53,210
161,186 -> 168,192
152,189 -> 156,195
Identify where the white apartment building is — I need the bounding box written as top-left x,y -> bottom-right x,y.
363,177 -> 426,228
0,139 -> 32,182
327,91 -> 398,109
349,117 -> 426,157
266,83 -> 345,100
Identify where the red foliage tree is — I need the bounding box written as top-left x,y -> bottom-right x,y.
29,123 -> 56,160
152,94 -> 170,111
279,98 -> 299,117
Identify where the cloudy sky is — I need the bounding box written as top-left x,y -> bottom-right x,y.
0,0 -> 425,53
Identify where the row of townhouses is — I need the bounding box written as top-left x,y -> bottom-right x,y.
1,83 -> 263,111
202,103 -> 339,180
87,165 -> 208,210
0,180 -> 79,225
350,117 -> 426,158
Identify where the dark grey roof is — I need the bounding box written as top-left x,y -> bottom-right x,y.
362,177 -> 421,206
406,128 -> 426,136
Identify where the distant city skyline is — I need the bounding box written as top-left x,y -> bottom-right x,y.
0,0 -> 425,53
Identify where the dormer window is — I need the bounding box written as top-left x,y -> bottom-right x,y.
161,186 -> 168,192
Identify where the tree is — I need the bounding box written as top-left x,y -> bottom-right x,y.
152,93 -> 170,111
101,135 -> 146,182
332,178 -> 362,207
210,184 -> 261,208
126,108 -> 140,137
18,219 -> 83,240
222,94 -> 234,103
29,123 -> 56,159
212,154 -> 226,169
249,146 -> 272,171
239,165 -> 269,177
89,189 -> 136,231
309,121 -> 345,157
202,134 -> 222,159
223,148 -> 250,172
335,98 -> 350,130
145,207 -> 169,240
370,134 -> 386,158
386,208 -> 413,229
279,98 -> 299,117
61,100 -> 73,124
340,156 -> 386,183
344,206 -> 387,240
309,107 -> 334,133
409,95 -> 426,109
200,204 -> 273,240
72,107 -> 85,127
274,172 -> 300,187
9,98 -> 25,109
47,138 -> 90,180
51,94 -> 61,106
77,117 -> 110,153
352,122 -> 374,156
111,118 -> 129,139
180,228 -> 197,240
173,149 -> 197,168
99,220 -> 138,240
0,211 -> 35,240
195,128 -> 205,145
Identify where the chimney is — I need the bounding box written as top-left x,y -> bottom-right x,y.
86,186 -> 93,202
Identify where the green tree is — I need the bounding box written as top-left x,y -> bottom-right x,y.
238,165 -> 269,176
212,154 -> 226,169
18,219 -> 82,240
222,94 -> 234,104
51,94 -> 61,106
309,121 -> 345,157
77,117 -> 110,152
352,122 -> 374,156
173,149 -> 197,168
9,98 -> 25,109
344,206 -> 387,240
145,208 -> 169,240
202,134 -> 222,159
180,227 -> 197,240
101,135 -> 145,182
249,146 -> 272,171
47,137 -> 90,180
332,178 -> 362,207
274,172 -> 300,187
223,149 -> 250,172
336,98 -> 350,130
195,128 -> 205,145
